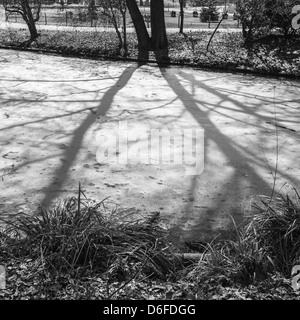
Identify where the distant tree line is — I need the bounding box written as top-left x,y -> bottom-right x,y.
235,0 -> 299,44
1,0 -> 299,52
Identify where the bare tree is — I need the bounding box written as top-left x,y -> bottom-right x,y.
100,0 -> 125,55
103,0 -> 128,56
179,0 -> 185,34
235,0 -> 267,44
150,0 -> 168,54
2,0 -> 42,45
116,0 -> 169,60
265,0 -> 300,38
126,0 -> 150,57
118,0 -> 128,56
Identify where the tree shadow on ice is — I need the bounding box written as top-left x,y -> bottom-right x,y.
159,66 -> 300,242
40,63 -> 142,207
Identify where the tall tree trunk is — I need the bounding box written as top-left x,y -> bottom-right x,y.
244,17 -> 254,46
122,11 -> 127,56
22,1 -> 39,41
126,0 -> 150,58
150,0 -> 167,50
26,18 -> 39,40
108,2 -> 123,52
3,0 -> 41,45
179,0 -> 184,34
150,0 -> 168,61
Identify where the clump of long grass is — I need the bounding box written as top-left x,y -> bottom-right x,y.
185,224 -> 272,287
0,186 -> 178,280
251,187 -> 300,276
186,188 -> 300,287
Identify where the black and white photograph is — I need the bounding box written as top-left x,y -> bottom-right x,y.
0,0 -> 299,305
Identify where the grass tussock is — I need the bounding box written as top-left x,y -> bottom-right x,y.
251,188 -> 300,275
185,187 -> 300,295
0,187 -> 178,282
185,228 -> 272,288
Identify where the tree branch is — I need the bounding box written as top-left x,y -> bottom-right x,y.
34,2 -> 42,22
3,6 -> 24,15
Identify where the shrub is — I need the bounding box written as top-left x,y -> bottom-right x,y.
236,0 -> 300,43
265,0 -> 300,37
200,5 -> 219,22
